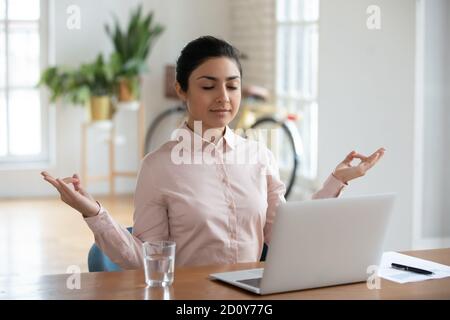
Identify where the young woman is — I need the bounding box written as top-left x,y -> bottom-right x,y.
41,36 -> 385,269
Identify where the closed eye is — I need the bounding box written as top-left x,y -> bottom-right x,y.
202,86 -> 239,90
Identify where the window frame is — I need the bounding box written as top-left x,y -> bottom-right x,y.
0,0 -> 49,165
275,0 -> 320,184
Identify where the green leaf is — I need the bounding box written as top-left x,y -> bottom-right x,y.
104,5 -> 165,78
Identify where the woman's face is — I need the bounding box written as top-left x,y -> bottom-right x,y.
177,57 -> 241,131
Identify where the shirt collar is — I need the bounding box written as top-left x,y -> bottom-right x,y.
171,122 -> 236,152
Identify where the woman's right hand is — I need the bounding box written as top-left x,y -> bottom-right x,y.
41,171 -> 100,218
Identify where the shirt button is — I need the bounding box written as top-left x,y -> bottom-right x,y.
228,202 -> 234,209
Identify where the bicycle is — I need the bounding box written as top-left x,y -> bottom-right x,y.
144,68 -> 302,199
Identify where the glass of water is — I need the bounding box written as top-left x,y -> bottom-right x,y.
143,240 -> 176,287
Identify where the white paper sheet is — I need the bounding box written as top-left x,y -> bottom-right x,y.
378,251 -> 450,284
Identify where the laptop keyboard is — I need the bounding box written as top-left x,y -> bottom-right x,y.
237,277 -> 262,288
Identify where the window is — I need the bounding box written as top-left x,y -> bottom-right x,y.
276,0 -> 319,180
0,0 -> 48,164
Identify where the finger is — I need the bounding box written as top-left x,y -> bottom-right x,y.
342,151 -> 356,164
59,178 -> 79,195
41,171 -> 56,180
358,148 -> 385,173
361,152 -> 381,171
56,178 -> 77,201
376,149 -> 385,160
62,177 -> 79,185
367,149 -> 383,162
351,153 -> 369,161
44,177 -> 70,202
43,175 -> 63,191
369,148 -> 386,158
42,172 -> 66,189
61,177 -> 80,192
71,174 -> 91,198
343,151 -> 367,164
73,173 -> 81,191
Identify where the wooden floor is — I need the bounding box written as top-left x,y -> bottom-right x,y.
0,196 -> 134,277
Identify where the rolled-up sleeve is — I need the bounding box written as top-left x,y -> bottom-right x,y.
84,153 -> 168,270
311,174 -> 346,199
84,207 -> 144,270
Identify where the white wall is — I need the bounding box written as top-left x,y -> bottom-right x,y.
318,0 -> 416,251
0,0 -> 231,197
417,0 -> 450,247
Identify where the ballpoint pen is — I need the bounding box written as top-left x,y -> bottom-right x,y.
391,263 -> 434,275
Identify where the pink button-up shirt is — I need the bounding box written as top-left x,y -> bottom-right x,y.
85,123 -> 346,269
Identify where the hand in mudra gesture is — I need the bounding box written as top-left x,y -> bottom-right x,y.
332,148 -> 385,184
41,171 -> 100,218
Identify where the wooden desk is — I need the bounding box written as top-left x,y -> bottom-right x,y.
1,248 -> 449,300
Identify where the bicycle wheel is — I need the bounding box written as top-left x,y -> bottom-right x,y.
144,104 -> 187,155
249,117 -> 300,199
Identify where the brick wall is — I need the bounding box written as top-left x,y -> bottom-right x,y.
229,0 -> 276,96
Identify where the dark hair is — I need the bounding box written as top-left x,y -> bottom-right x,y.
176,36 -> 243,92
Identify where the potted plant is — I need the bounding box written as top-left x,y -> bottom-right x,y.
105,5 -> 165,102
39,54 -> 115,121
80,54 -> 115,121
38,67 -> 90,106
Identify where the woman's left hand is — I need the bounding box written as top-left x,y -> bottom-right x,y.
332,148 -> 385,184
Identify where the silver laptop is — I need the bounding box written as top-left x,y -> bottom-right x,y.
210,193 -> 396,295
